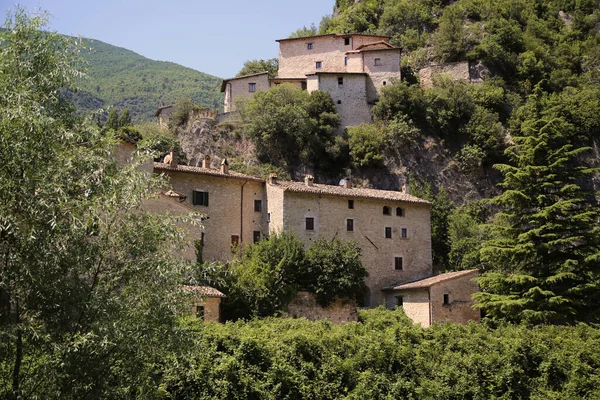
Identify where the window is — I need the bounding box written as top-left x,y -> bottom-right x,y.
196,305 -> 205,319
301,81 -> 307,90
401,228 -> 408,238
396,207 -> 404,217
344,56 -> 348,66
385,227 -> 392,239
394,256 -> 403,270
383,81 -> 387,86
231,235 -> 239,247
337,100 -> 342,104
347,218 -> 354,232
383,206 -> 391,215
305,217 -> 315,231
338,77 -> 344,85
344,37 -> 350,46
396,296 -> 403,306
267,212 -> 271,223
348,199 -> 354,209
253,231 -> 261,243
443,294 -> 450,305
254,199 -> 262,212
316,61 -> 322,69
249,83 -> 256,92
192,190 -> 209,206
374,58 -> 382,66
307,42 -> 313,50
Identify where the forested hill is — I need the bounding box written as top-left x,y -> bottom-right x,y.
69,37 -> 223,122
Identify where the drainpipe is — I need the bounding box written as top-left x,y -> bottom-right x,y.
428,290 -> 432,327
240,181 -> 247,242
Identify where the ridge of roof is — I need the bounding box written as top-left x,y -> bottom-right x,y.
180,285 -> 227,298
271,180 -> 430,205
355,41 -> 396,50
154,162 -> 265,183
385,269 -> 479,291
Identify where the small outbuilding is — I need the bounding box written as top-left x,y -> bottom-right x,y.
384,269 -> 480,327
181,285 -> 226,323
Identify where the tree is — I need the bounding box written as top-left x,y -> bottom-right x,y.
236,58 -> 279,78
433,4 -> 466,62
476,91 -> 600,324
347,123 -> 387,168
288,23 -> 318,38
106,107 -> 119,130
118,107 -> 131,127
0,10 -> 194,397
240,84 -> 341,176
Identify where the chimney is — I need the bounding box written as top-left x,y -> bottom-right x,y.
304,174 -> 314,186
268,173 -> 278,185
202,154 -> 211,169
220,158 -> 229,174
169,151 -> 177,167
344,179 -> 353,189
402,183 -> 410,194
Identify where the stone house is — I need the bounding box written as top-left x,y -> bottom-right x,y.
181,285 -> 227,322
155,104 -> 174,129
220,33 -> 402,128
384,269 -> 480,327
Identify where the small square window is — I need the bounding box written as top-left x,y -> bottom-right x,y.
306,217 -> 314,231
338,77 -> 343,85
396,296 -> 403,306
344,37 -> 350,46
396,207 -> 404,217
385,227 -> 392,239
344,56 -> 348,66
347,218 -> 354,232
394,256 -> 403,270
231,235 -> 239,246
192,190 -> 209,206
254,199 -> 262,212
253,231 -> 261,243
383,81 -> 387,86
196,305 -> 205,319
348,200 -> 354,209
374,58 -> 382,66
301,81 -> 307,90
383,206 -> 391,215
401,228 -> 408,238
307,42 -> 313,50
316,61 -> 322,69
443,294 -> 450,305
337,100 -> 342,104
249,83 -> 256,92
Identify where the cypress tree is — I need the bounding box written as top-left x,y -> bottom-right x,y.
476,95 -> 600,324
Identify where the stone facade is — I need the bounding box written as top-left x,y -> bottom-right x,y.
221,72 -> 270,113
221,33 -> 402,128
286,291 -> 358,323
385,269 -> 480,327
155,105 -> 174,129
418,61 -> 488,89
183,285 -> 226,323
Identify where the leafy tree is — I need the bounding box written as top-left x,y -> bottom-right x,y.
347,123 -> 387,168
236,58 -> 279,78
302,238 -> 368,306
240,84 -> 341,176
433,4 -> 467,62
476,92 -> 600,324
118,107 -> 131,127
448,200 -> 491,271
0,10 -> 194,398
106,107 -> 119,130
288,24 -> 318,38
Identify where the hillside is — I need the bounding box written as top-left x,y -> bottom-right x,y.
69,37 -> 223,122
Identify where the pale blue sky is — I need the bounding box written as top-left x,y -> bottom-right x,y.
0,1 -> 334,78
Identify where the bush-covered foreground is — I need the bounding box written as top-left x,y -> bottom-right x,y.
162,309 -> 600,399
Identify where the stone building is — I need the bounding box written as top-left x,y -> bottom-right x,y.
220,33 -> 401,128
155,104 -> 174,129
181,285 -> 227,323
384,269 -> 480,327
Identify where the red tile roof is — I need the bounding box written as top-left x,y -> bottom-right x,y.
154,163 -> 265,183
271,180 -> 430,205
180,285 -> 226,298
387,269 -> 479,290
355,41 -> 396,50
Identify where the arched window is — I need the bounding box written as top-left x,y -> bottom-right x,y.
396,207 -> 404,217
383,206 -> 391,215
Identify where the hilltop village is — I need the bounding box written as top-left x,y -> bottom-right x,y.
149,33 -> 480,326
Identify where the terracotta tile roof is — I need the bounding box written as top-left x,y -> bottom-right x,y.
180,285 -> 227,298
154,162 -> 265,183
355,41 -> 396,50
276,33 -> 391,43
220,71 -> 270,92
386,269 -> 479,291
271,180 -> 430,205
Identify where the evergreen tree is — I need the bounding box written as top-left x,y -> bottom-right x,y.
475,93 -> 600,324
118,107 -> 131,127
106,107 -> 119,130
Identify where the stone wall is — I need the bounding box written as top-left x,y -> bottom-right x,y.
386,289 -> 431,327
191,297 -> 222,323
362,49 -> 401,103
268,184 -> 433,307
224,73 -> 270,112
419,61 -> 488,89
430,271 -> 480,325
159,170 -> 265,262
312,73 -> 372,128
286,291 -> 358,323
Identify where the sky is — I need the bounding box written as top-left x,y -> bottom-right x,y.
0,0 -> 335,78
